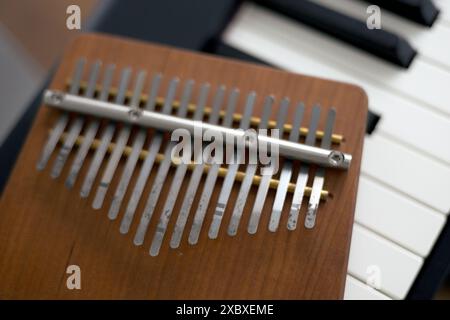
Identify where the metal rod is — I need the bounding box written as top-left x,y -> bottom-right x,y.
43,89 -> 351,170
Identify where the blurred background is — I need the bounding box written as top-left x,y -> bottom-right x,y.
0,0 -> 449,300
0,0 -> 98,144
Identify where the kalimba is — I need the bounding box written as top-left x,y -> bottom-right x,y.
0,33 -> 367,299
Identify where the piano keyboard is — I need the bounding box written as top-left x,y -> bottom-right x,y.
221,0 -> 450,299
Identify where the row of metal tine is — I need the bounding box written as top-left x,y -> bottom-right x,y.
37,58 -> 341,256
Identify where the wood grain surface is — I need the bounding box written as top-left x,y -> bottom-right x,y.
0,33 -> 367,299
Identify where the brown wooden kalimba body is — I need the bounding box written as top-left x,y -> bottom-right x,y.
0,33 -> 367,299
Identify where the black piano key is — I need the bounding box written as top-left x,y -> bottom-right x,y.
254,0 -> 417,68
365,110 -> 381,135
361,0 -> 440,27
203,37 -> 270,65
93,0 -> 241,51
204,38 -> 380,135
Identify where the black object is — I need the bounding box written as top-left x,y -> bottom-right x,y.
203,37 -> 267,66
361,0 -> 440,27
365,111 -> 381,135
93,0 -> 240,51
254,0 -> 417,68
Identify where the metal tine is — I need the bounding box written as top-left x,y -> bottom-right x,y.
169,86 -> 227,249
50,60 -> 102,179
66,64 -> 115,188
92,70 -> 147,209
120,78 -> 182,234
36,58 -> 85,170
305,108 -> 336,229
247,98 -> 289,234
268,103 -> 304,232
227,96 -> 273,236
187,89 -> 239,245
287,105 -> 321,230
108,73 -> 163,220
150,85 -> 224,256
133,81 -> 200,246
208,91 -> 256,240
80,67 -> 132,198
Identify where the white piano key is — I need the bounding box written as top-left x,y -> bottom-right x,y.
435,0 -> 450,25
344,275 -> 391,300
223,9 -> 450,165
355,176 -> 446,257
367,86 -> 450,166
234,3 -> 450,117
312,0 -> 450,70
362,134 -> 450,214
348,224 -> 423,299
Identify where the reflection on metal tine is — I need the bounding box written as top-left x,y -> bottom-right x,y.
92,70 -> 147,209
80,67 -> 132,198
145,73 -> 163,111
188,88 -> 239,245
66,63 -> 115,188
36,58 -> 85,170
149,84 -> 222,256
305,108 -> 336,229
120,77 -> 182,234
134,79 -> 200,246
51,60 -> 102,179
169,85 -> 226,249
247,97 -> 289,234
287,105 -> 320,230
208,91 -> 256,240
133,81 -> 199,246
108,73 -> 163,220
268,103 -> 304,232
227,95 -> 273,236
